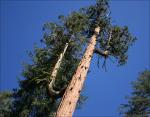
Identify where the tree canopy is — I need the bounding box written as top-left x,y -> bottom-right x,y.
11,9 -> 88,117
1,0 -> 137,116
73,0 -> 136,68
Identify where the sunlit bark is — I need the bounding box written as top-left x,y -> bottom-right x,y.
55,27 -> 100,117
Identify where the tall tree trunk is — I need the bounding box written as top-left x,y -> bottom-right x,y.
55,27 -> 100,117
48,41 -> 69,96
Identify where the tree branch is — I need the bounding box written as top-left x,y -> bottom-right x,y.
47,79 -> 67,98
94,48 -> 109,57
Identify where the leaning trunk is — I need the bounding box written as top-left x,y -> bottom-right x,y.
55,27 -> 100,117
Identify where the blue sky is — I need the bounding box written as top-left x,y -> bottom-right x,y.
0,0 -> 150,116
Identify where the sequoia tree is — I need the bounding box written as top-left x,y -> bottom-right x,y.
120,70 -> 150,116
11,10 -> 88,117
5,0 -> 136,116
56,0 -> 136,116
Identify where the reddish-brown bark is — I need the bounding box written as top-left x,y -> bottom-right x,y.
55,27 -> 100,117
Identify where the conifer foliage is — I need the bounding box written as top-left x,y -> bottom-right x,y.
0,92 -> 12,117
56,0 -> 136,116
11,9 -> 88,117
120,70 -> 150,116
1,0 -> 137,117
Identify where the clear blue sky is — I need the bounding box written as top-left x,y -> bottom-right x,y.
0,0 -> 150,116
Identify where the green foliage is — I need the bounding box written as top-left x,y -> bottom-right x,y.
11,7 -> 88,117
83,0 -> 111,37
110,26 -> 136,65
59,11 -> 88,34
120,70 -> 150,116
0,91 -> 12,117
10,0 -> 136,116
81,0 -> 136,66
12,87 -> 58,117
98,26 -> 136,65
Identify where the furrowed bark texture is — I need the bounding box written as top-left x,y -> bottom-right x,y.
48,42 -> 69,95
55,27 -> 100,117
